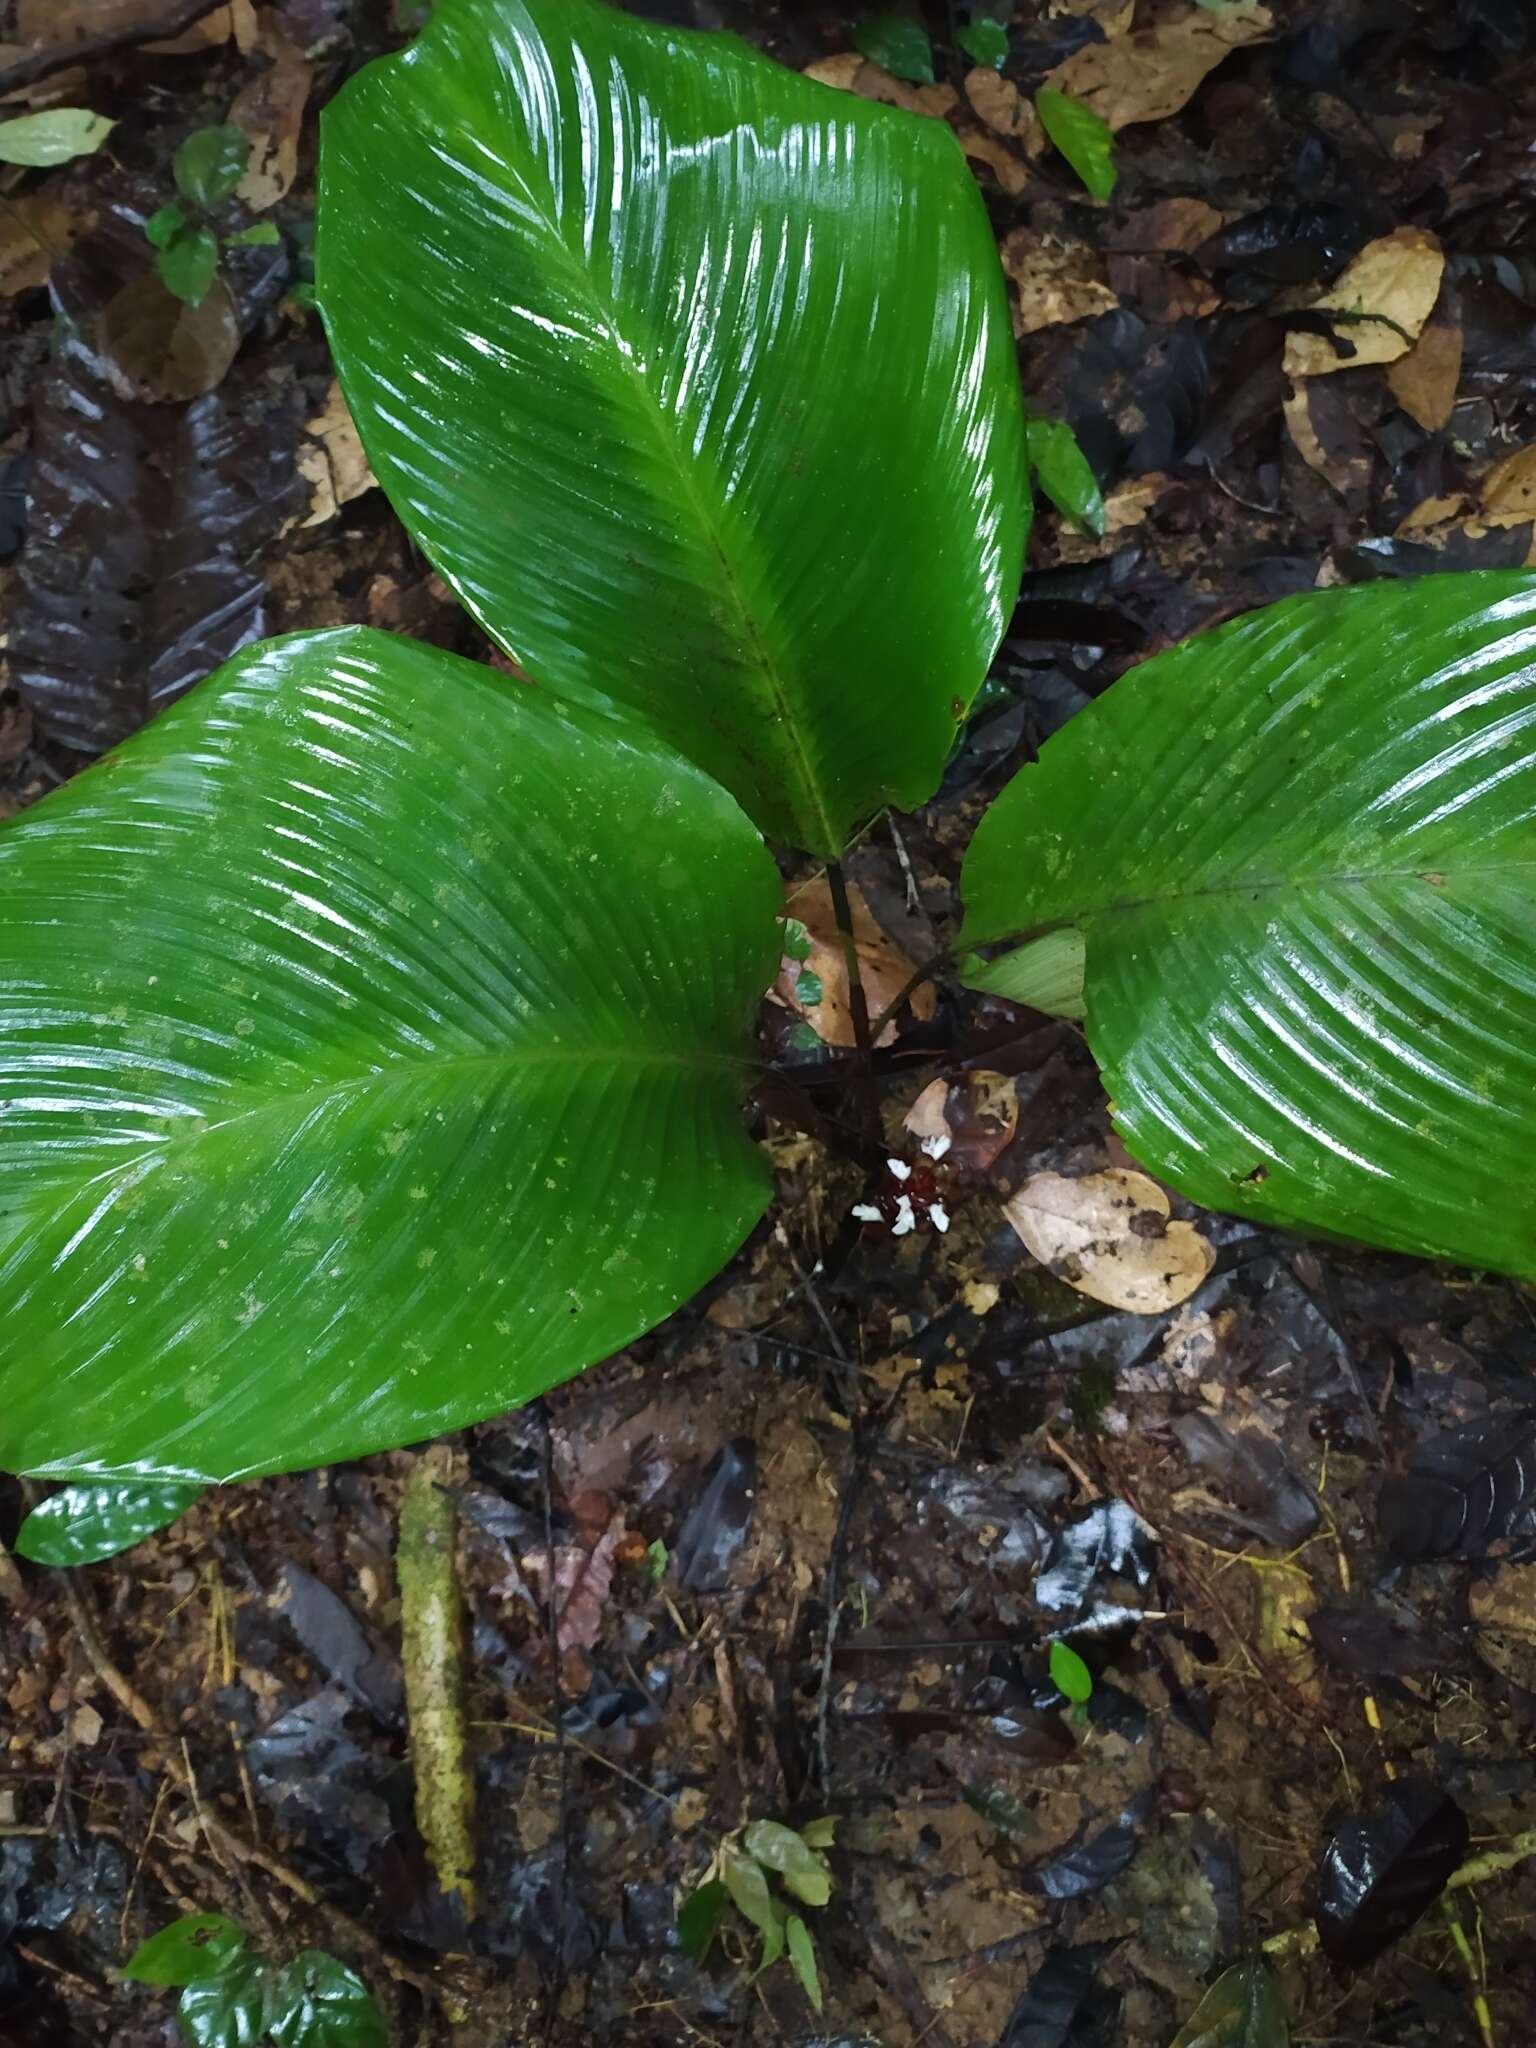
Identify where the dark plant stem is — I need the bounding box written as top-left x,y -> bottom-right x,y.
825,858 -> 882,1148
867,944 -> 952,1044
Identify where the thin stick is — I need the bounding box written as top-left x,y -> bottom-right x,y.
0,0 -> 229,97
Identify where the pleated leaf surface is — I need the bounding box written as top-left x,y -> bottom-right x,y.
316,0 -> 1027,856
961,573 -> 1536,1277
0,628 -> 779,1484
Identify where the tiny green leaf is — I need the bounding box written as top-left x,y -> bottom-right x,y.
957,17 -> 1009,68
1034,85 -> 1117,200
794,968 -> 824,1006
742,1819 -> 833,1908
226,222 -> 281,248
723,1850 -> 785,1971
176,1955 -> 272,2048
785,1915 -> 823,2013
0,109 -> 115,168
851,12 -> 935,84
799,1816 -> 838,1850
780,917 -> 812,964
144,204 -> 190,251
266,1951 -> 387,2048
1049,1639 -> 1093,1705
1027,416 -> 1106,539
788,1022 -> 823,1053
677,1878 -> 729,1960
156,224 -> 221,308
646,1537 -> 669,1585
173,124 -> 251,209
1171,1958 -> 1290,2048
123,1915 -> 245,1988
16,1482 -> 205,1567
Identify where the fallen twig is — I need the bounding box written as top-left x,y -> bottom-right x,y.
0,0 -> 229,99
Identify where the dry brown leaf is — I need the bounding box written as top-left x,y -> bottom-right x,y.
1392,447 -> 1536,567
520,1509 -> 625,1692
0,197 -> 83,297
774,877 -> 935,1049
1004,1169 -> 1213,1313
15,0 -> 236,50
95,271 -> 241,404
1476,446 -> 1536,526
1283,380 -> 1372,498
297,380 -> 377,526
1111,197 -> 1228,253
1043,4 -> 1273,132
1001,229 -> 1117,335
965,67 -> 1044,151
1105,253 -> 1220,322
803,54 -> 957,119
959,128 -> 1031,197
1047,0 -> 1136,30
1385,312 -> 1462,431
1282,227 -> 1443,380
1052,473 -> 1171,562
231,23 -> 312,211
903,1072 -> 1018,1174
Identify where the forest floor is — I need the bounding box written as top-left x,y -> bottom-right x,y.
3,1 -> 1536,2044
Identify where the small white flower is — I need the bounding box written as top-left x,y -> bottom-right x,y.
851,1203 -> 882,1223
886,1157 -> 912,1182
920,1133 -> 952,1161
892,1195 -> 916,1237
929,1202 -> 950,1233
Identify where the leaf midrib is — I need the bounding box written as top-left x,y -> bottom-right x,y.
437,79 -> 841,854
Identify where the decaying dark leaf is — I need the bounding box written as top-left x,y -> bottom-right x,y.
1001,1941 -> 1120,2048
1034,1499 -> 1156,1617
1313,1778 -> 1469,1972
674,1439 -> 757,1592
1021,1793 -> 1150,1900
275,1563 -> 403,1725
1378,1414 -> 1536,1560
1305,1606 -> 1446,1684
1172,1412 -> 1319,1548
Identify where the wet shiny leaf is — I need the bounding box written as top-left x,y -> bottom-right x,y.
1001,1942 -> 1120,2048
1035,87 -> 1116,201
1028,415 -> 1106,536
958,16 -> 1009,68
1049,1640 -> 1093,1704
266,1952 -> 386,2048
156,224 -> 220,308
174,124 -> 252,209
318,0 -> 1027,854
962,575 -> 1536,1279
176,1955 -> 272,2048
122,1913 -> 245,1987
852,12 -> 935,82
1378,1414 -> 1536,1559
1313,1779 -> 1469,1972
1022,1801 -> 1144,1899
0,629 -> 779,1484
15,1481 -> 205,1566
0,108 -> 114,167
1171,1960 -> 1289,2047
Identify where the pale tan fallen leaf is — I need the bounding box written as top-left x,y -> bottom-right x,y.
1047,0 -> 1135,30
1471,1563 -> 1536,1645
1052,473 -> 1172,562
903,1072 -> 1018,1173
1392,449 -> 1536,567
1004,1168 -> 1213,1313
803,54 -> 957,119
965,67 -> 1044,151
69,1703 -> 103,1747
1043,4 -> 1273,132
774,877 -> 935,1049
0,196 -> 83,297
297,380 -> 377,527
959,128 -> 1031,197
1001,229 -> 1118,335
1111,197 -> 1228,253
1476,445 -> 1536,526
232,23 -> 312,211
1385,311 -> 1462,431
1282,227 -> 1443,380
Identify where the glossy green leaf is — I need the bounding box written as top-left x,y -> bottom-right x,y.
0,627 -> 779,1485
851,12 -> 935,83
16,1481 -> 205,1566
723,1849 -> 785,1971
317,0 -> 1027,855
145,204 -> 190,251
1027,415 -> 1105,538
1034,86 -> 1116,200
1171,1960 -> 1289,2048
267,1952 -> 386,2048
677,1878 -> 728,1959
785,1915 -> 823,2013
226,222 -> 281,248
157,225 -> 221,308
1049,1639 -> 1093,1704
0,109 -> 114,167
957,16 -> 1009,68
742,1819 -> 832,1907
174,124 -> 251,209
176,1955 -> 271,2048
961,573 -> 1536,1280
124,1915 -> 245,1988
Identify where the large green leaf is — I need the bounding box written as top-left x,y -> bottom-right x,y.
316,0 -> 1027,856
0,629 -> 778,1485
961,573 -> 1536,1278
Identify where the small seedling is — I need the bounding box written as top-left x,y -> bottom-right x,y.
123,1914 -> 385,2048
1050,1638 -> 1094,1724
679,1816 -> 837,2012
144,122 -> 280,308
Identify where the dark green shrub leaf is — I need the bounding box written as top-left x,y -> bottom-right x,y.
156,225 -> 221,308
957,17 -> 1009,68
1171,1960 -> 1289,2047
16,1482 -> 205,1566
1049,1639 -> 1093,1705
145,204 -> 190,251
123,1914 -> 245,1987
1027,416 -> 1105,538
723,1849 -> 785,1971
0,628 -> 779,1485
961,574 -> 1536,1280
851,12 -> 935,83
176,1955 -> 271,2048
318,0 -> 1026,855
785,1915 -> 822,2013
174,124 -> 251,208
226,222 -> 281,248
677,1878 -> 728,1959
266,1951 -> 386,2048
0,109 -> 114,167
742,1819 -> 832,1907
1034,86 -> 1116,200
